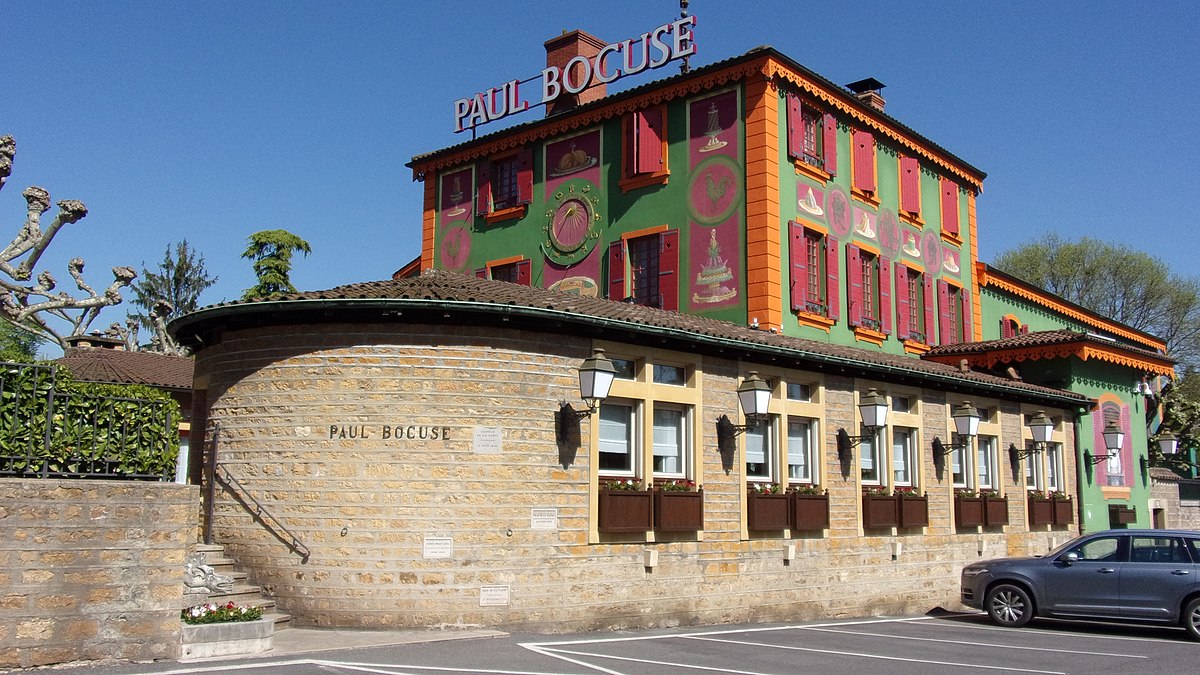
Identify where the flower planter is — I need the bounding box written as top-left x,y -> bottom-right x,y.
1109,504 -> 1137,525
983,495 -> 1009,526
862,494 -> 899,529
598,489 -> 653,533
791,493 -> 829,531
954,496 -> 985,528
1028,497 -> 1054,526
1053,497 -> 1075,525
654,489 -> 703,531
180,618 -> 273,660
897,495 -> 928,528
747,491 -> 791,530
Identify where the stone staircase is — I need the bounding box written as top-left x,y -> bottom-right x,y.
189,543 -> 291,630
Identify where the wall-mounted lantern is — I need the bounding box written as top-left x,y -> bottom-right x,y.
1010,410 -> 1055,461
558,348 -> 616,441
1084,421 -> 1124,466
835,388 -> 889,464
721,371 -> 771,437
1143,430 -> 1200,473
931,401 -> 982,462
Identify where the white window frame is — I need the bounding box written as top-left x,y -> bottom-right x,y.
976,435 -> 998,491
651,404 -> 690,479
745,415 -> 777,483
786,416 -> 817,484
892,426 -> 917,487
598,399 -> 640,478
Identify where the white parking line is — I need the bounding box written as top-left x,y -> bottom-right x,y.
796,625 -> 1146,658
536,646 -> 771,674
682,635 -> 1065,674
930,616 -> 1190,643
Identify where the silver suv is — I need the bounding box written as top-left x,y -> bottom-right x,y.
961,529 -> 1200,640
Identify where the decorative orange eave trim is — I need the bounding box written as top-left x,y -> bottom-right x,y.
410,60 -> 768,178
765,60 -> 984,191
420,179 -> 437,271
925,342 -> 1175,378
975,263 -> 1168,352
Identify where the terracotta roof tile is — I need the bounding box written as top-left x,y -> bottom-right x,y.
925,329 -> 1173,363
56,348 -> 194,390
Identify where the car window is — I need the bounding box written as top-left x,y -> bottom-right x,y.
1187,538 -> 1200,563
1066,536 -> 1121,562
1130,536 -> 1190,564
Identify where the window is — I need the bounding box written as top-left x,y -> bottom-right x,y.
787,417 -> 816,482
607,229 -> 680,310
1130,536 -> 1191,564
652,364 -> 686,386
599,402 -> 636,475
899,156 -> 921,219
789,221 -> 840,325
1095,401 -> 1130,487
786,382 -> 812,402
1024,442 -> 1043,490
891,427 -> 917,486
1045,443 -> 1064,493
848,245 -> 891,337
940,178 -> 961,239
937,280 -> 971,345
621,106 -> 668,191
999,316 -> 1025,339
860,426 -> 885,485
475,258 -> 531,285
476,148 -> 533,222
652,407 -> 687,477
976,436 -> 997,490
850,129 -> 877,203
1068,536 -> 1120,562
611,358 -> 638,380
861,389 -> 920,491
894,263 -> 933,345
745,419 -> 774,481
786,94 -> 837,178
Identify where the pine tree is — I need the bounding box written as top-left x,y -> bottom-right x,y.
240,229 -> 312,300
129,240 -> 217,330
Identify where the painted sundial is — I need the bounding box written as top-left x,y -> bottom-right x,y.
542,179 -> 601,265
688,154 -> 742,226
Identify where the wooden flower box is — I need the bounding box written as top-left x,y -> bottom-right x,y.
983,494 -> 1009,526
954,496 -> 985,528
598,489 -> 652,533
747,491 -> 791,530
791,493 -> 830,531
862,493 -> 899,529
1028,496 -> 1054,526
654,489 -> 703,531
1109,504 -> 1137,525
1053,497 -> 1075,525
897,495 -> 928,529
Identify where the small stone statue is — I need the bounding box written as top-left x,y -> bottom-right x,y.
184,552 -> 234,593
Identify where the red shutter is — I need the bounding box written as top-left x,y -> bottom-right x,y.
879,255 -> 892,335
894,263 -> 910,340
515,259 -> 531,286
937,280 -> 952,345
657,229 -> 679,311
476,161 -> 492,216
941,178 -> 960,236
607,241 -> 625,300
847,245 -> 863,326
789,221 -> 808,312
822,113 -> 837,176
852,130 -> 875,192
1119,406 -> 1133,487
923,273 -> 935,344
1019,324 -> 1030,335
960,288 -> 973,342
623,113 -> 636,178
786,94 -> 803,161
825,235 -> 840,320
1001,319 -> 1015,339
516,148 -> 533,205
900,156 -> 920,214
475,267 -> 488,279
636,108 -> 664,174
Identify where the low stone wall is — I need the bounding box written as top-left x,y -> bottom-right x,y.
0,479 -> 199,669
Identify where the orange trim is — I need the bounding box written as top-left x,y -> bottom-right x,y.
797,312 -> 835,332
1094,392 -> 1123,409
795,218 -> 828,235
924,342 -> 1175,378
621,223 -> 669,241
941,231 -> 963,247
902,339 -> 931,355
898,211 -> 924,227
793,160 -> 830,183
745,78 -> 781,333
854,240 -> 881,256
619,105 -> 671,193
852,325 -> 886,346
487,255 -> 526,268
420,177 -> 437,271
976,267 -> 1168,352
968,193 -> 981,342
483,204 -> 526,224
619,171 -> 670,192
851,187 -> 880,208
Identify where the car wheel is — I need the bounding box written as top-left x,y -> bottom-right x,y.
986,583 -> 1033,628
1183,597 -> 1200,641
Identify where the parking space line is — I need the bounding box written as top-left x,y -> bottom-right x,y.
309,661 -> 572,674
929,618 -> 1191,643
682,635 -> 1065,674
537,646 -> 768,674
796,625 -> 1147,658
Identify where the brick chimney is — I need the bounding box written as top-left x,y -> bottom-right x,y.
544,30 -> 607,116
845,77 -> 887,113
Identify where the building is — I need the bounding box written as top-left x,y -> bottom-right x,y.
171,21 -> 1172,631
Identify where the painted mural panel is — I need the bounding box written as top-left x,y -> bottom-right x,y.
541,130 -> 604,271
436,168 -> 475,272
687,89 -> 742,311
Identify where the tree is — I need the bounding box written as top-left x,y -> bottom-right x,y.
993,234 -> 1200,369
0,134 -> 136,352
128,240 -> 216,354
0,318 -> 45,362
241,229 -> 311,300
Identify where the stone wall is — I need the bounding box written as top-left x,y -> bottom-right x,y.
0,479 -> 199,669
192,321 -> 1076,633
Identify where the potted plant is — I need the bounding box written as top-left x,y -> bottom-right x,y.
654,479 -> 703,531
180,601 -> 273,658
895,486 -> 928,528
598,479 -> 652,533
790,484 -> 829,531
1027,490 -> 1054,526
1051,491 -> 1074,525
747,483 -> 791,530
981,490 -> 1009,526
954,489 -> 985,528
862,485 -> 898,529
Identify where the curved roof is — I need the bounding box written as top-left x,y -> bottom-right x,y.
171,270 -> 1085,408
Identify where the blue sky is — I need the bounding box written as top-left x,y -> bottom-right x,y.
2,1 -> 1196,346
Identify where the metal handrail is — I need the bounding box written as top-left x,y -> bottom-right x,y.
213,461 -> 311,561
